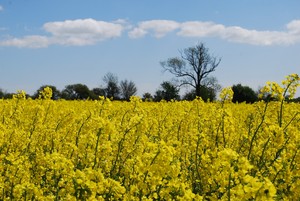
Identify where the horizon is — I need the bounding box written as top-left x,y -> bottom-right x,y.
0,1 -> 299,97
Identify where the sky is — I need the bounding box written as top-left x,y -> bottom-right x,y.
0,0 -> 300,97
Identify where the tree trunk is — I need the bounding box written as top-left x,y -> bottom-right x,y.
196,85 -> 201,97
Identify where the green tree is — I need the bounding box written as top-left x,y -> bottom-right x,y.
154,81 -> 180,101
61,84 -> 92,100
161,42 -> 221,98
92,87 -> 106,98
3,93 -> 13,99
0,88 -> 4,98
232,84 -> 258,103
0,89 -> 12,99
289,97 -> 300,103
183,86 -> 216,101
142,92 -> 153,102
182,76 -> 221,101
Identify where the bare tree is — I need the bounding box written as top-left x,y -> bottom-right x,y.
103,72 -> 120,99
120,79 -> 137,100
160,43 -> 221,97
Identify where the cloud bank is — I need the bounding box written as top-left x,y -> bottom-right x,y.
1,18 -> 300,48
0,19 -> 125,48
130,20 -> 300,46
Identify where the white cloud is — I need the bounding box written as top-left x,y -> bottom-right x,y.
129,19 -> 300,46
129,20 -> 180,38
0,18 -> 125,48
0,5 -> 3,11
178,21 -> 225,37
1,18 -> 300,48
128,28 -> 147,39
287,20 -> 300,34
0,35 -> 50,48
177,22 -> 297,46
43,18 -> 124,46
220,27 -> 292,45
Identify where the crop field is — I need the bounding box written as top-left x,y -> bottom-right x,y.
0,75 -> 299,200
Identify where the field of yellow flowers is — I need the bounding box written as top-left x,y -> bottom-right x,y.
0,74 -> 299,200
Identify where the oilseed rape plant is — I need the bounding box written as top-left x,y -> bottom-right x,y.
0,75 -> 299,200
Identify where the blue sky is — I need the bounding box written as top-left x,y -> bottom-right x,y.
0,0 -> 300,97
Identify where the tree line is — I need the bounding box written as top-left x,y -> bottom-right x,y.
1,42 -> 299,102
0,72 -> 137,101
1,80 -> 299,103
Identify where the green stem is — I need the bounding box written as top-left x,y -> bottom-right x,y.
283,112 -> 299,131
248,102 -> 268,160
227,173 -> 231,201
93,128 -> 103,169
279,81 -> 293,127
143,150 -> 160,183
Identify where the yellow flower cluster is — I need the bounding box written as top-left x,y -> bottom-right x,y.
219,87 -> 234,103
39,87 -> 53,100
259,74 -> 300,100
0,76 -> 299,200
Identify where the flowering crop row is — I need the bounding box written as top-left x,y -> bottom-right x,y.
0,75 -> 299,200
